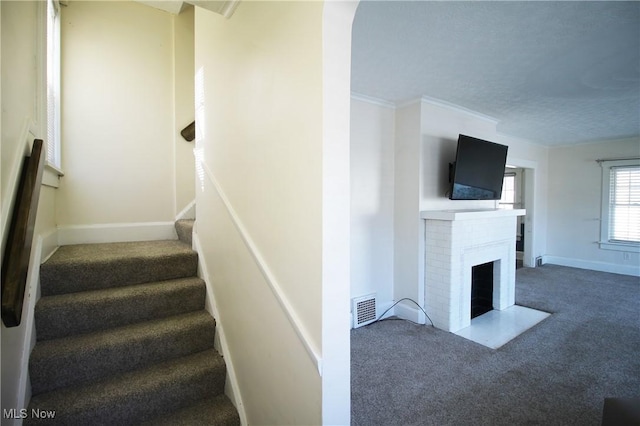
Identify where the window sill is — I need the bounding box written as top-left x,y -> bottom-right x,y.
43,163 -> 64,188
599,241 -> 640,253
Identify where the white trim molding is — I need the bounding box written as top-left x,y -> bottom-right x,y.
394,301 -> 426,325
42,163 -> 64,188
543,255 -> 640,277
192,231 -> 247,426
175,199 -> 196,221
57,222 -> 177,245
40,228 -> 59,264
599,158 -> 640,252
420,95 -> 499,124
200,161 -> 323,375
350,92 -> 396,109
393,95 -> 500,125
15,231 -> 53,417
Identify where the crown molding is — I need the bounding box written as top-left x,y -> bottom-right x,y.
419,95 -> 499,124
350,92 -> 396,109
188,0 -> 241,18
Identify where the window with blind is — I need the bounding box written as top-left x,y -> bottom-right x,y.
600,159 -> 640,250
46,0 -> 61,169
499,173 -> 516,210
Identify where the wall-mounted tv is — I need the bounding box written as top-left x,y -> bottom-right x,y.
449,135 -> 508,200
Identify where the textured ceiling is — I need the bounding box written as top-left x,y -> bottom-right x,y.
351,1 -> 640,146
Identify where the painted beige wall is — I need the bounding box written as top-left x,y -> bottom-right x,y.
194,2 -> 324,423
58,1 -> 175,226
1,1 -> 40,246
1,1 -> 58,418
174,5 -> 195,216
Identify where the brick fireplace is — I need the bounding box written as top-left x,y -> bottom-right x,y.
421,209 -> 526,333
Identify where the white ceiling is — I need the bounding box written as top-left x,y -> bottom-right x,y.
351,1 -> 640,146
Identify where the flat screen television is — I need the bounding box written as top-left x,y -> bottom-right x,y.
449,134 -> 508,200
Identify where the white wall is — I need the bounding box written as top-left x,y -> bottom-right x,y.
194,3 -> 327,423
495,133 -> 550,267
393,100 -> 499,317
321,3 -> 357,422
1,1 -> 58,419
546,137 -> 640,275
392,102 -> 422,317
350,98 -> 394,313
417,100 -> 550,283
351,98 -> 551,322
58,1 -> 176,228
418,101 -> 499,211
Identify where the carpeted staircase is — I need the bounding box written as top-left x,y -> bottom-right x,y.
26,220 -> 240,425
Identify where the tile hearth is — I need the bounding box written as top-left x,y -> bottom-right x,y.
454,305 -> 550,349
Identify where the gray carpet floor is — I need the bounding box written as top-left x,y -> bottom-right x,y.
351,265 -> 640,426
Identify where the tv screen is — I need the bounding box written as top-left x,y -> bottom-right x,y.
449,135 -> 508,200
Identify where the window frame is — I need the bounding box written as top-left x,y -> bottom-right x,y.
599,158 -> 640,253
44,0 -> 64,185
499,173 -> 516,210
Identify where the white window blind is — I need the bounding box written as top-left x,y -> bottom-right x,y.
600,159 -> 640,251
608,165 -> 640,243
46,0 -> 61,168
499,174 -> 515,210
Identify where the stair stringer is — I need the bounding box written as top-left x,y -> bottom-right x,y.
193,230 -> 247,426
175,199 -> 196,222
3,228 -> 58,426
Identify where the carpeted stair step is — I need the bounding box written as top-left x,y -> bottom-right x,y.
30,311 -> 216,395
175,219 -> 195,247
141,394 -> 241,426
40,240 -> 198,296
30,227 -> 240,423
35,277 -> 206,341
25,349 -> 226,426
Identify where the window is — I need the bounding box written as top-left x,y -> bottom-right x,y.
46,0 -> 61,169
600,159 -> 640,251
499,174 -> 516,210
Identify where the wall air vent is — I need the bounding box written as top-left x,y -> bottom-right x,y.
352,294 -> 377,329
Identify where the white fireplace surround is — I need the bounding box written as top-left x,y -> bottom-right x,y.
421,209 -> 526,333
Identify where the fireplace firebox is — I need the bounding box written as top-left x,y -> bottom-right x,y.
471,261 -> 494,319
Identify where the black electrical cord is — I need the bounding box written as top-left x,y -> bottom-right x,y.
373,298 -> 434,326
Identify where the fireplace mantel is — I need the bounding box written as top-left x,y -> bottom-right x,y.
420,208 -> 526,221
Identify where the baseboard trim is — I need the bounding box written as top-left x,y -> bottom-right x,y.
57,222 -> 177,245
543,255 -> 640,277
40,228 -> 59,263
193,231 -> 247,426
175,200 -> 196,221
15,232 -> 48,417
394,301 -> 428,325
